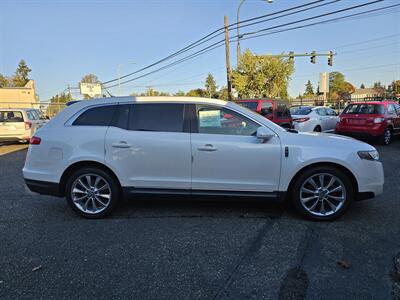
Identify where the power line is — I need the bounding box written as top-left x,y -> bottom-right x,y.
239,3 -> 399,42
240,0 -> 384,38
102,0 -> 339,85
105,1 -> 393,88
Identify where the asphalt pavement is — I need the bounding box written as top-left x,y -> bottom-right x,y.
0,139 -> 399,299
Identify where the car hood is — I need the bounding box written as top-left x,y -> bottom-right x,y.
286,131 -> 376,152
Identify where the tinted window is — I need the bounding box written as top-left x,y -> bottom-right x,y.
290,106 -> 312,115
343,104 -> 384,114
260,102 -> 273,116
73,105 -> 116,126
196,105 -> 259,136
275,103 -> 291,118
238,101 -> 258,111
0,111 -> 24,122
128,103 -> 184,132
110,104 -> 130,129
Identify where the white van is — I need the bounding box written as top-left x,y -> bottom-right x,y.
0,108 -> 46,143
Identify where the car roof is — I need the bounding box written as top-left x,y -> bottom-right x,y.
0,108 -> 34,111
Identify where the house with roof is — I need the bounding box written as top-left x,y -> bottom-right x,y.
0,80 -> 39,108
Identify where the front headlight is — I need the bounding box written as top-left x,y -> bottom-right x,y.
358,150 -> 379,161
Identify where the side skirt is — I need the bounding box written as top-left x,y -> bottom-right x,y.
122,187 -> 286,202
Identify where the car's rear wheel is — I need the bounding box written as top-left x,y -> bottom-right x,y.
313,125 -> 322,132
65,167 -> 120,218
379,128 -> 392,145
291,166 -> 354,221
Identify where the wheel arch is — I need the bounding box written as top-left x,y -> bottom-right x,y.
286,162 -> 359,200
59,160 -> 122,197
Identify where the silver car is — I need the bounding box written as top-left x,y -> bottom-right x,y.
0,108 -> 46,142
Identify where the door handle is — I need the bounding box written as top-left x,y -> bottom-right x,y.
198,144 -> 217,152
112,141 -> 131,148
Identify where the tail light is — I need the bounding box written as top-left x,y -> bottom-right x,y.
25,121 -> 32,130
29,136 -> 41,145
293,117 -> 310,123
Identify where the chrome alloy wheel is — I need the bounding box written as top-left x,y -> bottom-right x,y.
70,174 -> 112,214
299,173 -> 346,217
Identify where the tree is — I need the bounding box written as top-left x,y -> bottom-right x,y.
316,85 -> 321,95
232,49 -> 294,99
186,88 -> 205,97
46,92 -> 72,117
373,81 -> 382,89
217,86 -> 229,100
304,80 -> 314,97
174,90 -> 185,96
329,72 -> 355,101
204,73 -> 218,98
360,83 -> 365,89
0,74 -> 8,88
12,59 -> 32,87
81,74 -> 100,84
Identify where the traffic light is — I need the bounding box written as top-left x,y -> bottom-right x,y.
289,51 -> 294,63
310,51 -> 316,64
328,51 -> 333,66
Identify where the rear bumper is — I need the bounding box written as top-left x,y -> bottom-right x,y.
24,179 -> 62,197
336,124 -> 385,137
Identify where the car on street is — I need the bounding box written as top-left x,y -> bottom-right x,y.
290,106 -> 339,133
0,108 -> 46,143
236,98 -> 293,128
23,96 -> 384,221
336,101 -> 400,145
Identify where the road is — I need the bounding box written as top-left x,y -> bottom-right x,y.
0,140 -> 399,299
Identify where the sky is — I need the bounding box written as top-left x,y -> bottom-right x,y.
0,0 -> 399,101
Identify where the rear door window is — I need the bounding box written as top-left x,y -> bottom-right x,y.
316,108 -> 327,116
128,103 -> 185,133
73,105 -> 117,126
0,111 -> 24,122
110,104 -> 130,130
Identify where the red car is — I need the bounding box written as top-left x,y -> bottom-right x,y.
236,99 -> 293,128
336,101 -> 400,145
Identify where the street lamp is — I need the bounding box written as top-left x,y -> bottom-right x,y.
236,0 -> 273,68
117,62 -> 136,96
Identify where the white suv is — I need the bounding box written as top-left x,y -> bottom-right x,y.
0,108 -> 46,143
23,97 -> 384,220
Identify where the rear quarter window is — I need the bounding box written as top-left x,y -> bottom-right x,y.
73,105 -> 117,126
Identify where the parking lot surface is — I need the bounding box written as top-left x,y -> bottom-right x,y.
0,140 -> 399,299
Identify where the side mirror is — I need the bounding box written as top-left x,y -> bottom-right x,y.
256,127 -> 275,142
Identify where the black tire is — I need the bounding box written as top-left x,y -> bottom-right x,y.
313,125 -> 322,132
290,166 -> 354,221
65,167 -> 120,219
378,128 -> 392,145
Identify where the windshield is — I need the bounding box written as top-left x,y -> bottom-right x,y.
343,104 -> 384,114
290,106 -> 312,115
237,101 -> 258,111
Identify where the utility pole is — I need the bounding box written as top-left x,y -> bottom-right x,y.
224,15 -> 233,101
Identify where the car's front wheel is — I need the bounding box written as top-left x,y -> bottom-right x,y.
379,128 -> 392,145
291,166 -> 354,221
65,167 -> 120,218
